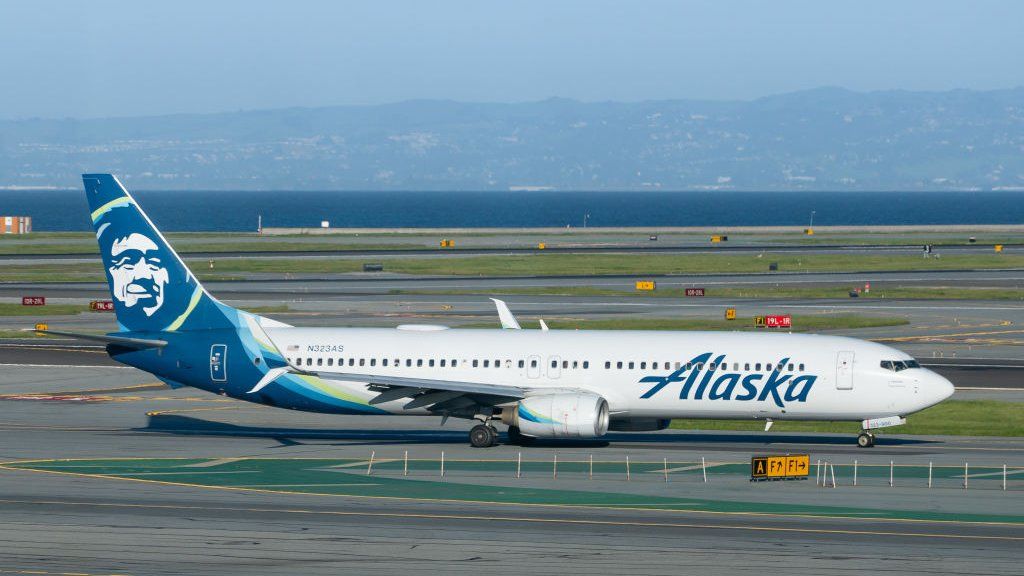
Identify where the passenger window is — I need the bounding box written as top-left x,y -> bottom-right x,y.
484,360 -> 491,368
628,361 -> 635,369
381,359 -> 387,367
562,360 -> 568,369
755,363 -> 761,370
572,361 -> 578,369
518,360 -> 525,368
417,359 -> 423,367
426,359 -> 433,367
605,361 -> 611,369
452,359 -> 458,367
405,359 -> 412,367
617,361 -> 623,369
733,363 -> 739,371
472,359 -> 478,367
370,359 -> 376,367
640,362 -> 647,370
295,358 -> 302,366
674,362 -> 681,370
709,363 -> 716,371
583,361 -> 589,369
697,363 -> 704,370
317,358 -> 323,366
358,358 -> 365,367
494,359 -> 500,367
530,359 -> 537,368
327,358 -> 334,366
664,362 -> 670,370
686,363 -> 692,370
799,363 -> 805,371
307,357 -> 313,365
745,363 -> 750,371
440,359 -> 446,367
788,363 -> 794,371
349,358 -> 355,367
551,360 -> 556,368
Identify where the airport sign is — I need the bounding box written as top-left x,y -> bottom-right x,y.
765,314 -> 792,328
751,454 -> 810,481
684,287 -> 705,297
21,296 -> 45,306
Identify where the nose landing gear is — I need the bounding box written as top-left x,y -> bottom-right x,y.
857,431 -> 876,448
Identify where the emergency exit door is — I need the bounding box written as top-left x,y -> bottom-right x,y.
836,350 -> 854,390
210,344 -> 228,382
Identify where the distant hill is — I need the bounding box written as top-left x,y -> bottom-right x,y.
2,87 -> 1023,191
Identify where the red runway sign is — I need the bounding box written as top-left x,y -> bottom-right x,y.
21,296 -> 45,306
684,288 -> 705,297
765,314 -> 792,328
90,300 -> 115,311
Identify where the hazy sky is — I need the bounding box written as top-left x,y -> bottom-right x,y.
2,0 -> 1022,119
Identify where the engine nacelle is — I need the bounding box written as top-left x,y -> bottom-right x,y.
502,393 -> 609,438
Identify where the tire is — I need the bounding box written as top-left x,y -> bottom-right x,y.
857,432 -> 874,448
470,424 -> 494,448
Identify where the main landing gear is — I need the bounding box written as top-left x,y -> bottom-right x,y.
469,423 -> 499,448
857,431 -> 876,448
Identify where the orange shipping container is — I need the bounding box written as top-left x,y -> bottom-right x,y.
0,216 -> 32,234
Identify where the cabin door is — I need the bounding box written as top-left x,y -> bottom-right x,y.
836,351 -> 854,390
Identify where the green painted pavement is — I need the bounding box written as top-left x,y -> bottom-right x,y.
5,458 -> 1022,525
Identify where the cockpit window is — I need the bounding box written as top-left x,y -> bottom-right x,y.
881,359 -> 920,372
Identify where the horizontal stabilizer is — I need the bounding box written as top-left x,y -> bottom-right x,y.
37,329 -> 167,349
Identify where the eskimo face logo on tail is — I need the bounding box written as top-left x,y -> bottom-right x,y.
108,232 -> 169,316
639,352 -> 817,408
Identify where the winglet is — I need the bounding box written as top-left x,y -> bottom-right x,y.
490,298 -> 521,329
247,366 -> 291,394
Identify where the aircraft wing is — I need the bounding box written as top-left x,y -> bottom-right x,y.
249,369 -> 525,412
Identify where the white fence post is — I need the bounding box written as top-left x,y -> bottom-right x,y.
554,453 -> 558,479
928,461 -> 932,488
663,457 -> 669,483
516,451 -> 522,479
626,456 -> 630,481
816,459 -> 821,486
441,451 -> 445,478
702,457 -> 708,483
1004,464 -> 1008,491
366,450 -> 375,476
403,450 -> 408,476
853,459 -> 858,486
964,462 -> 968,489
830,462 -> 837,488
889,460 -> 894,487
589,454 -> 593,479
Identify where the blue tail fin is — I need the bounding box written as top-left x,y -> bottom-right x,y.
84,174 -> 231,333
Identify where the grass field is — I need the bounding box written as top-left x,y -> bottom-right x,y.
671,400 -> 1024,437
0,303 -> 84,316
464,315 -> 908,332
4,251 -> 1024,282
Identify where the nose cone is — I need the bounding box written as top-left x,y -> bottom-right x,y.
927,369 -> 955,405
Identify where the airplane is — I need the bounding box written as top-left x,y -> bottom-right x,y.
48,173 -> 955,449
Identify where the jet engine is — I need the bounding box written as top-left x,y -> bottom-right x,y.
501,393 -> 609,438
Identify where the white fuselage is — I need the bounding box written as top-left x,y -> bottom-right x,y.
265,327 -> 954,422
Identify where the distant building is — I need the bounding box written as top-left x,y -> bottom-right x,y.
0,216 -> 32,234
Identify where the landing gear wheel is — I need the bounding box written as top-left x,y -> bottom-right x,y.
857,432 -> 875,448
470,424 -> 497,448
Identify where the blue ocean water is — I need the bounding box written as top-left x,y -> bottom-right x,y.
2,190 -> 1024,232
